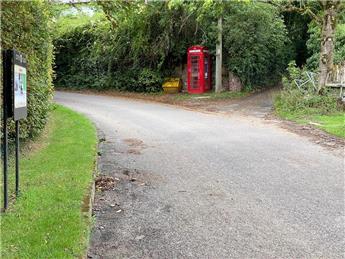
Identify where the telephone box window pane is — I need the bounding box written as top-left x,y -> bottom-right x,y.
204,58 -> 209,89
191,55 -> 199,89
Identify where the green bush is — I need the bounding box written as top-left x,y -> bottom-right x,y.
222,2 -> 290,88
275,62 -> 340,118
108,68 -> 163,92
53,17 -> 104,89
1,1 -> 53,140
275,90 -> 339,116
53,2 -> 291,91
137,68 -> 163,92
53,3 -> 197,91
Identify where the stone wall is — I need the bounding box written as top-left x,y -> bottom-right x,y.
174,64 -> 188,91
228,71 -> 243,92
222,69 -> 243,92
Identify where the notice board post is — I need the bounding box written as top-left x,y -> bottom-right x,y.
2,49 -> 27,211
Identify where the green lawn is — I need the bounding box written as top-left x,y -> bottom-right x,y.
274,88 -> 345,139
1,105 -> 97,258
276,110 -> 345,139
311,114 -> 345,138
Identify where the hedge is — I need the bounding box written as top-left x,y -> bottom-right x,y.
53,2 -> 291,91
222,2 -> 291,88
1,1 -> 54,140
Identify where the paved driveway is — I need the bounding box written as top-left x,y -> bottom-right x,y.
55,91 -> 344,258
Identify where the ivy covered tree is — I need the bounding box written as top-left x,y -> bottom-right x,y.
317,0 -> 343,90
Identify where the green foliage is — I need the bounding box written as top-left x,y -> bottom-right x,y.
307,22 -> 345,70
108,69 -> 163,92
1,1 -> 54,140
282,11 -> 311,67
54,12 -> 104,38
312,114 -> 345,138
275,61 -> 341,118
275,89 -> 339,116
54,19 -> 103,89
137,68 -> 164,92
282,61 -> 317,92
54,2 -> 202,91
222,2 -> 290,88
54,2 -> 291,91
275,63 -> 344,138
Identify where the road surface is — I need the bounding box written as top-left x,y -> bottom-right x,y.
55,91 -> 344,259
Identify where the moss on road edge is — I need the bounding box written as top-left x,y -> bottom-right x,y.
1,105 -> 97,258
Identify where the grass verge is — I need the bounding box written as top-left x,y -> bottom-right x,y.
276,111 -> 344,138
311,114 -> 345,138
274,95 -> 345,139
0,105 -> 97,258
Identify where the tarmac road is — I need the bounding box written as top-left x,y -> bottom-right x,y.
55,91 -> 344,259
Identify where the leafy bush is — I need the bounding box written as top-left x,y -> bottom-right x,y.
137,69 -> 163,92
1,1 -> 54,140
54,20 -> 102,89
53,2 -> 291,91
275,62 -> 341,118
222,2 -> 291,89
53,3 -> 199,91
275,89 -> 339,116
109,69 -> 163,92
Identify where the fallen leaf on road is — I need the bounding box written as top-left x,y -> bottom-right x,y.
95,175 -> 116,191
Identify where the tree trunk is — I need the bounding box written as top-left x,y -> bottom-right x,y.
318,1 -> 339,92
215,16 -> 222,93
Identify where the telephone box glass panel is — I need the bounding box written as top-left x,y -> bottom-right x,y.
191,56 -> 199,89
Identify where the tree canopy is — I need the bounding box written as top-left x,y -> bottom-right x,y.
53,0 -> 292,91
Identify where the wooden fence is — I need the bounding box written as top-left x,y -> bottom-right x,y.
327,63 -> 345,86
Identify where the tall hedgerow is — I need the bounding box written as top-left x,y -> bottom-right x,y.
1,1 -> 54,139
53,2 -> 290,91
222,2 -> 290,88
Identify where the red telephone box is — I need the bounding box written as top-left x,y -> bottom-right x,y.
187,45 -> 212,94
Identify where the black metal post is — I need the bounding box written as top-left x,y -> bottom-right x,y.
3,88 -> 8,211
2,50 -> 9,211
15,120 -> 20,197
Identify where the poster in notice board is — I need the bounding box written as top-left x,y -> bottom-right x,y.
12,50 -> 27,120
14,64 -> 27,109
